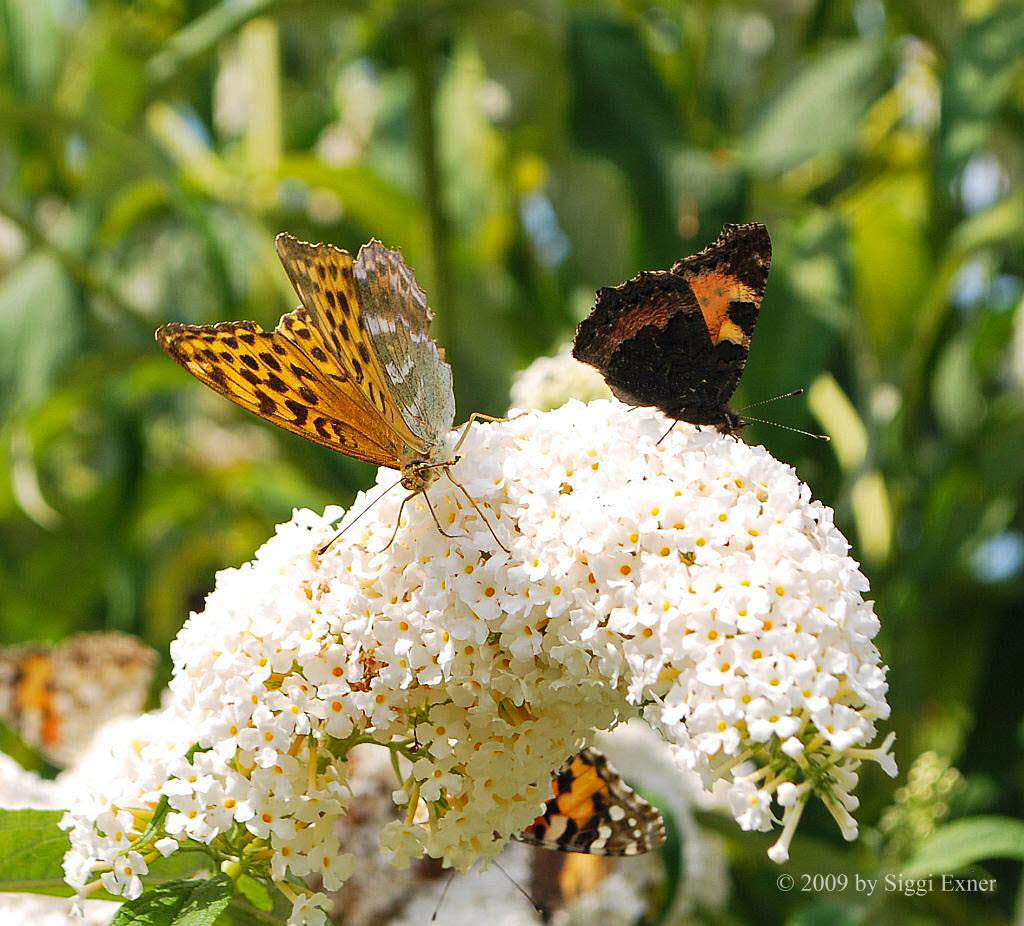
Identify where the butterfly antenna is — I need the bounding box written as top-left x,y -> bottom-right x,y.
318,476 -> 404,555
493,859 -> 546,918
740,414 -> 830,441
430,870 -> 457,922
444,469 -> 510,554
736,388 -> 804,412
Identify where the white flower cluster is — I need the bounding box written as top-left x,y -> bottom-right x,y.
509,342 -> 611,411
62,400 -> 894,923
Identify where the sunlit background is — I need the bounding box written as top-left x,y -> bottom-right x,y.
1,0 -> 1023,922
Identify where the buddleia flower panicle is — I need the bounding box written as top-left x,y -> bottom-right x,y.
61,400 -> 894,924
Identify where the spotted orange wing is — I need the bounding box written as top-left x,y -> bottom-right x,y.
671,222 -> 771,349
274,234 -> 426,456
515,748 -> 666,856
156,311 -> 402,467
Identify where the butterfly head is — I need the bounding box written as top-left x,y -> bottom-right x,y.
717,409 -> 747,435
400,458 -> 447,493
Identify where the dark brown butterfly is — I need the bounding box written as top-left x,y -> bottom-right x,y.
572,223 -> 772,435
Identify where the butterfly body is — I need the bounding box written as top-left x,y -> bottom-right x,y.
572,223 -> 771,434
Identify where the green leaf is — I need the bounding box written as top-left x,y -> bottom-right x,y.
937,3 -> 1024,190
567,11 -> 680,264
0,251 -> 78,413
233,874 -> 272,912
841,171 -> 930,359
0,809 -> 72,896
902,816 -> 1024,878
111,875 -> 233,926
742,40 -> 881,174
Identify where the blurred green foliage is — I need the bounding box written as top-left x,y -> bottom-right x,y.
1,0 -> 1023,922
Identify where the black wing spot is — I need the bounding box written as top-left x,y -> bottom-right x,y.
290,363 -> 312,380
266,373 -> 289,394
239,332 -> 256,345
325,290 -> 336,308
259,352 -> 282,372
240,368 -> 261,386
313,417 -> 330,438
310,347 -> 327,362
358,343 -> 371,364
298,385 -> 319,404
240,354 -> 259,370
284,399 -> 308,425
254,390 -> 276,415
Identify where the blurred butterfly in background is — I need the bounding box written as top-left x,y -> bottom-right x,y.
157,235 -> 505,551
0,631 -> 156,767
428,748 -> 666,922
515,747 -> 666,857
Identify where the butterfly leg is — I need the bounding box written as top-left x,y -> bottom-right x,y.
655,420 -> 678,446
375,492 -> 416,554
451,412 -> 512,456
419,488 -> 469,543
444,468 -> 511,554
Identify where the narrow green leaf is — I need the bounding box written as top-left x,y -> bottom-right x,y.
567,11 -> 680,264
111,875 -> 233,926
902,816 -> 1024,878
0,809 -> 72,896
0,251 -> 78,412
742,40 -> 881,174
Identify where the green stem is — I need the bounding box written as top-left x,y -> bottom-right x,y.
407,24 -> 454,362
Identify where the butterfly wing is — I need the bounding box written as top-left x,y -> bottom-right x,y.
354,240 -> 455,446
515,748 -> 666,856
672,222 -> 771,353
156,312 -> 402,467
274,234 -> 429,459
572,224 -> 771,426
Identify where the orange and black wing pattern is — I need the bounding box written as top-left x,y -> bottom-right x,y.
572,223 -> 771,429
156,310 -> 402,467
515,748 -> 666,856
274,233 -> 426,454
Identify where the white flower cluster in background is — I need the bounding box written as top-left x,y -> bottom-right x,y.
509,342 -> 611,411
61,400 -> 894,924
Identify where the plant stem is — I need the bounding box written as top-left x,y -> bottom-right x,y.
407,23 -> 455,362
